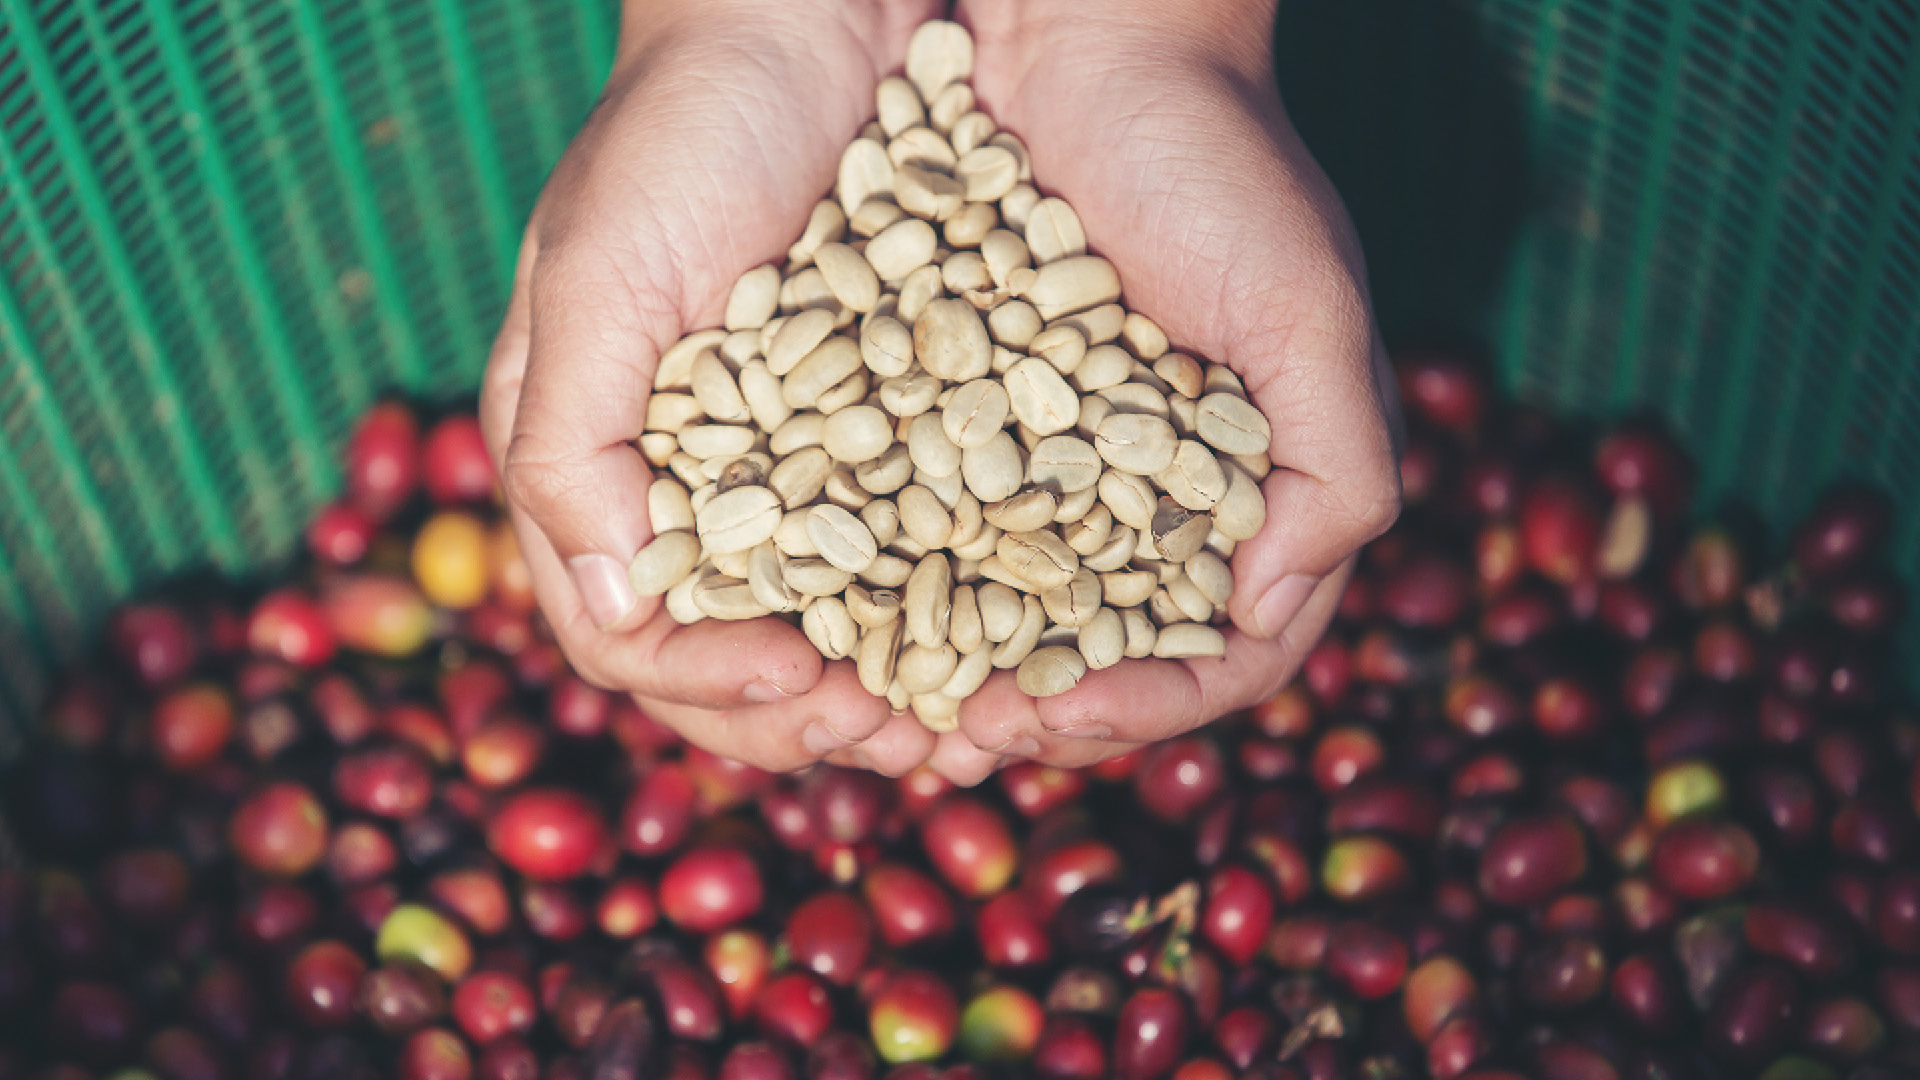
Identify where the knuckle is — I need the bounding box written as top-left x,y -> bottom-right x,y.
1352,480 -> 1403,540
500,445 -> 580,520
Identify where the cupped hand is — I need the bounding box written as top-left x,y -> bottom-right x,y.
919,0 -> 1405,784
481,0 -> 941,775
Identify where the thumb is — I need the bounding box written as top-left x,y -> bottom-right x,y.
502,244 -> 669,631
1227,319 -> 1402,639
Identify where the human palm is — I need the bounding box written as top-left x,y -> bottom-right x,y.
897,6 -> 1404,782
482,2 -> 943,775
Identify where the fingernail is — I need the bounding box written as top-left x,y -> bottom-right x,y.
1046,722 -> 1112,740
801,723 -> 845,755
745,680 -> 794,703
1005,735 -> 1041,757
569,553 -> 637,630
1255,573 -> 1319,638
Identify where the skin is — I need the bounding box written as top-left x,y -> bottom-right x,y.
481,0 -> 1402,784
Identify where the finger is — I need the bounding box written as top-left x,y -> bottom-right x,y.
1045,565 -> 1352,740
502,242 -> 675,633
1230,316 -> 1400,639
927,729 -> 1004,788
632,663 -> 893,774
957,565 -> 1352,752
481,228 -> 539,468
496,490 -> 824,709
833,714 -> 939,777
607,616 -> 825,708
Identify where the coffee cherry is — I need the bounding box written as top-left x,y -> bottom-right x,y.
485,790 -> 607,882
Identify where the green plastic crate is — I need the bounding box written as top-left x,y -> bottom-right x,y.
1,0 -> 1917,744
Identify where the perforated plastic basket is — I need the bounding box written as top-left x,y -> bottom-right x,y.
1,0 -> 1917,743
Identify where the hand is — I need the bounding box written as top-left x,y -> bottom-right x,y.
916,0 -> 1404,783
481,0 -> 942,776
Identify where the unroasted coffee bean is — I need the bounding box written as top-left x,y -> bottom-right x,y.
1159,441 -> 1228,511
1154,353 -> 1203,398
649,479 -> 695,533
905,19 -> 973,100
821,406 -> 893,464
860,315 -> 914,379
962,432 -> 1025,503
1152,622 -> 1226,659
1121,312 -> 1169,359
988,299 -> 1042,348
875,75 -> 924,137
957,146 -> 1020,202
628,533 -> 701,597
946,200 -> 998,249
879,372 -> 941,418
1196,392 -> 1272,456
896,484 -> 954,549
1101,570 -> 1159,610
680,424 -> 757,461
697,486 -> 783,555
747,543 -> 801,613
949,584 -> 984,653
738,360 -> 790,432
855,443 -> 913,494
1096,413 -> 1178,475
846,585 -> 901,628
1079,606 -> 1125,670
714,455 -> 771,494
1017,645 -> 1087,697
895,163 -> 965,221
904,553 -> 953,646
837,138 -> 894,217
897,643 -> 960,694
783,558 -> 855,597
1214,464 -> 1266,542
985,488 -> 1061,532
646,393 -> 703,436
950,111 -> 996,156
768,308 -> 838,375
977,582 -> 1024,642
656,328 -> 726,389
856,618 -> 905,696
1099,382 -> 1171,419
807,505 -> 879,573
1025,198 -> 1086,264
867,218 -> 938,281
940,646 -> 993,700
1028,436 -> 1102,493
942,379 -> 1011,449
789,201 -> 846,269
1164,575 -> 1211,623
1005,358 -> 1081,435
1085,525 -> 1136,572
861,553 -> 914,588
785,337 -> 867,412
691,351 -> 750,424
1042,569 -> 1102,628
694,575 -> 771,621
1151,499 -> 1212,562
912,298 -> 991,382
991,594 -> 1047,668
889,128 -> 956,172
998,530 -> 1079,590
825,465 -> 872,510
1061,503 -> 1112,556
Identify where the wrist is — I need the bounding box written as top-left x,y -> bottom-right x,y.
961,0 -> 1275,80
619,0 -> 931,61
